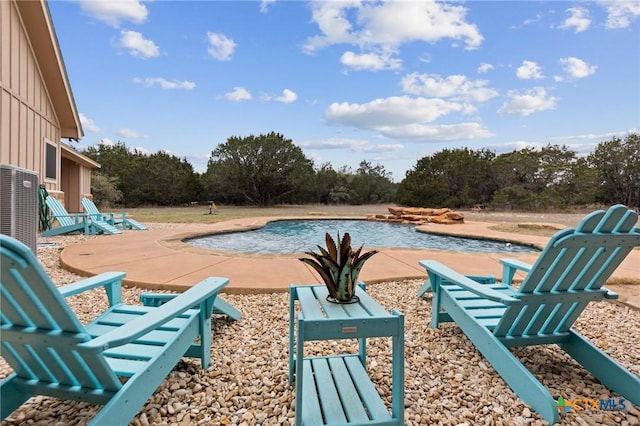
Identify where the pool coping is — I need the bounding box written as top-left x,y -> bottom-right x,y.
176,216 -> 541,257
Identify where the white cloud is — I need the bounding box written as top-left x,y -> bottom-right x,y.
340,51 -> 402,71
516,60 -> 544,80
300,138 -> 403,153
260,0 -> 275,14
326,96 -> 466,128
379,122 -> 494,141
225,87 -> 253,101
263,89 -> 297,103
207,32 -> 236,61
358,143 -> 405,153
559,7 -> 591,33
260,89 -> 298,104
559,57 -> 597,79
117,128 -> 144,139
401,73 -> 498,103
301,138 -> 367,150
498,87 -> 557,116
324,96 -> 493,140
522,13 -> 544,26
510,12 -> 545,29
418,53 -> 432,63
303,1 -> 483,54
477,63 -> 494,74
79,113 -> 101,133
78,0 -> 148,27
550,129 -> 639,143
303,2 -> 359,51
133,77 -> 196,90
274,89 -> 298,103
598,1 -> 640,29
119,30 -> 159,58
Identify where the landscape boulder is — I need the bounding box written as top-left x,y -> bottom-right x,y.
367,207 -> 465,225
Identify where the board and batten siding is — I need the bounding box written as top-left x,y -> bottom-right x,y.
0,0 -> 62,192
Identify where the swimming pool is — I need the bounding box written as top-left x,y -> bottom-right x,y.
186,219 -> 539,254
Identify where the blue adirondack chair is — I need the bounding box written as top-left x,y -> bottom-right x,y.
0,234 -> 231,425
43,197 -> 122,236
139,291 -> 242,321
418,204 -> 640,425
82,197 -> 148,231
41,196 -> 89,236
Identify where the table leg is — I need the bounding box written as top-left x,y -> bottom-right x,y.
288,290 -> 296,383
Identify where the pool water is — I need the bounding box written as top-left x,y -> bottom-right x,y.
186,219 -> 539,254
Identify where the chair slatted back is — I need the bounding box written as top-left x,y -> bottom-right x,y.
495,205 -> 639,338
81,197 -> 102,217
45,197 -> 80,227
1,236 -> 121,391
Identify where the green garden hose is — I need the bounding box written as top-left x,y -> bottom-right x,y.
39,185 -> 52,231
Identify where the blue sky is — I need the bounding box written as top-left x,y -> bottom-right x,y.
49,1 -> 639,182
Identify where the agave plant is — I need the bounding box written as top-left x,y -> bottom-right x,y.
299,232 -> 378,303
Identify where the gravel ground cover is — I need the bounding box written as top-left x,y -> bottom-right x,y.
1,222 -> 639,426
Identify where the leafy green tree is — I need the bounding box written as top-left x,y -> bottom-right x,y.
90,173 -> 122,208
84,142 -> 146,206
82,133 -> 640,210
396,156 -> 446,207
141,152 -> 202,206
564,157 -> 598,206
84,141 -> 133,178
203,132 -> 315,206
329,185 -> 352,204
491,145 -> 578,210
396,148 -> 494,207
84,142 -> 202,206
588,133 -> 640,207
349,161 -> 396,204
314,163 -> 343,204
536,145 -> 575,182
491,148 -> 542,209
533,144 -> 578,209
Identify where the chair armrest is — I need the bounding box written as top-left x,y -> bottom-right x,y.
140,292 -> 177,307
419,260 -> 517,305
500,258 -> 532,285
99,212 -> 120,221
58,272 -> 126,306
80,277 -> 229,352
55,213 -> 89,223
86,212 -> 107,220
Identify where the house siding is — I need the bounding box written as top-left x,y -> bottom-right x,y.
1,0 -> 61,189
1,0 -> 98,213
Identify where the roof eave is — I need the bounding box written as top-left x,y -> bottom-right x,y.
61,143 -> 100,169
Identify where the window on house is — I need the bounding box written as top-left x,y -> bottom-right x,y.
45,141 -> 57,180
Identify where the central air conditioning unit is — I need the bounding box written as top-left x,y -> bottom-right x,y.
0,164 -> 39,253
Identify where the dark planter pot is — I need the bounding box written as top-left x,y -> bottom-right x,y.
326,294 -> 360,304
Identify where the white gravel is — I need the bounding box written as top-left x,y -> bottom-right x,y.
1,227 -> 639,426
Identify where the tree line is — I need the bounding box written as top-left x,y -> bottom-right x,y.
83,132 -> 640,211
397,133 -> 639,210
